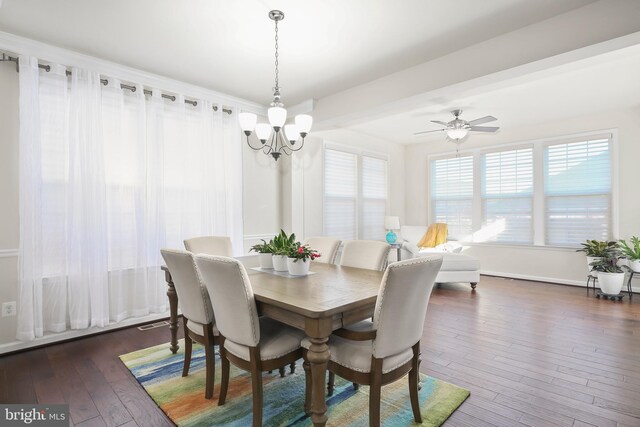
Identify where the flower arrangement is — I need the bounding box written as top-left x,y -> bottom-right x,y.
288,243 -> 321,263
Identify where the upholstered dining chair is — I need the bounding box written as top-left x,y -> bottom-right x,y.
340,240 -> 391,271
302,256 -> 443,427
194,255 -> 305,427
184,235 -> 233,256
160,249 -> 219,399
303,236 -> 341,264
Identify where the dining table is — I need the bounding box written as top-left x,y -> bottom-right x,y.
161,255 -> 383,427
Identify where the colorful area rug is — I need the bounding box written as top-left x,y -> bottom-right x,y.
120,340 -> 469,426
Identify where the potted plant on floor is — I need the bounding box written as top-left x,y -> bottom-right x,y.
619,236 -> 640,273
271,230 -> 296,272
590,246 -> 626,296
577,240 -> 617,277
250,239 -> 275,269
287,243 -> 320,276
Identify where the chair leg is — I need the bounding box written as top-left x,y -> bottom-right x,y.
303,351 -> 312,414
290,361 -> 296,374
203,324 -> 215,400
409,343 -> 422,423
279,366 -> 285,377
369,357 -> 383,427
218,337 -> 230,405
327,372 -> 335,396
249,347 -> 263,427
182,320 -> 192,377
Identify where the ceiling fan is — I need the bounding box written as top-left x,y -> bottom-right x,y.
414,109 -> 499,141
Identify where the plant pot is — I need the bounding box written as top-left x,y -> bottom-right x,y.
287,257 -> 310,276
597,272 -> 625,295
272,255 -> 289,272
628,259 -> 640,273
586,256 -> 602,278
258,253 -> 273,269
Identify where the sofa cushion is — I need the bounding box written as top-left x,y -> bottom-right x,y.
438,253 -> 480,271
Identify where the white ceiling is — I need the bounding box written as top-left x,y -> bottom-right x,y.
0,0 -> 594,106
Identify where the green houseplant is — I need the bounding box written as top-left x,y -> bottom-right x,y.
590,246 -> 625,295
577,240 -> 617,277
286,243 -> 320,276
250,239 -> 275,269
271,230 -> 296,271
619,236 -> 640,272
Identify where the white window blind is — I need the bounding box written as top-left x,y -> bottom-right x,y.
481,148 -> 533,244
324,149 -> 358,240
544,138 -> 611,246
361,156 -> 388,240
431,156 -> 473,240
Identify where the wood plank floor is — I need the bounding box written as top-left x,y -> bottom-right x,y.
1,275 -> 639,426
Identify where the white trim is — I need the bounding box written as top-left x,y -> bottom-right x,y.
243,233 -> 277,241
0,311 -> 170,355
480,270 -> 640,293
0,30 -> 265,115
0,249 -> 19,258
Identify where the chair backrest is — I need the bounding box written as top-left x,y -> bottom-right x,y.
160,249 -> 214,326
194,255 -> 260,347
372,256 -> 442,359
340,240 -> 390,271
184,236 -> 233,256
304,237 -> 341,264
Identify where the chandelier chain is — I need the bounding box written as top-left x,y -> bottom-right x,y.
274,19 -> 279,94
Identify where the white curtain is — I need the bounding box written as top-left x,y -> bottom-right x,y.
17,56 -> 243,341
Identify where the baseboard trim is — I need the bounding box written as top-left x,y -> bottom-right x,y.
480,270 -> 639,293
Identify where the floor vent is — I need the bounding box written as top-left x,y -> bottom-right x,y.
137,321 -> 170,331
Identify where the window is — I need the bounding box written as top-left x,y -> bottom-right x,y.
430,156 -> 473,240
481,148 -> 533,244
544,138 -> 611,246
324,148 -> 388,241
429,133 -> 614,247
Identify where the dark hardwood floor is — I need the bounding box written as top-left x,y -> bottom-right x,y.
1,276 -> 639,426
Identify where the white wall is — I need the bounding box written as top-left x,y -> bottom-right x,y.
404,107 -> 640,289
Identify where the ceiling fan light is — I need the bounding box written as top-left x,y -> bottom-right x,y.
268,107 -> 287,129
295,114 -> 313,134
446,128 -> 469,140
255,123 -> 272,141
238,112 -> 257,132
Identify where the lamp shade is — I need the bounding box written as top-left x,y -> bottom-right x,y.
238,112 -> 257,132
384,216 -> 400,230
446,128 -> 469,140
284,124 -> 298,142
255,123 -> 272,141
295,114 -> 313,134
268,107 -> 287,128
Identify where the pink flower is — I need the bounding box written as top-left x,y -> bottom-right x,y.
298,247 -> 304,254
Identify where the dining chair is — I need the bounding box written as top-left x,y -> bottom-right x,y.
184,235 -> 233,256
304,236 -> 341,264
303,256 -> 443,426
160,248 -> 219,399
194,255 -> 305,427
340,240 -> 391,271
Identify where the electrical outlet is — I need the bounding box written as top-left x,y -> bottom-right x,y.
2,301 -> 16,317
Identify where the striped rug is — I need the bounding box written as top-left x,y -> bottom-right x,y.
120,340 -> 469,426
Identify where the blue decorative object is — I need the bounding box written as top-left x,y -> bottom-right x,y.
386,230 -> 397,244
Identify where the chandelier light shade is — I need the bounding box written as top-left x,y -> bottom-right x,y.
241,10 -> 313,160
446,128 -> 469,140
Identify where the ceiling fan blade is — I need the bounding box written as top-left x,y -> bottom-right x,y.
467,116 -> 497,126
414,129 -> 446,135
430,120 -> 449,126
469,126 -> 499,133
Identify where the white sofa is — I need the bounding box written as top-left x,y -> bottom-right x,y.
399,225 -> 480,290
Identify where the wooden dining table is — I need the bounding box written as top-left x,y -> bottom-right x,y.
161,255 -> 383,427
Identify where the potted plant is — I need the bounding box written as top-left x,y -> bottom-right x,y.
619,236 -> 640,272
250,239 -> 275,269
590,247 -> 625,295
271,230 -> 296,272
287,243 -> 320,276
577,240 -> 617,277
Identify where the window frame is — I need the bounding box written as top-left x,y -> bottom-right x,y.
427,129 -> 618,249
323,142 -> 390,241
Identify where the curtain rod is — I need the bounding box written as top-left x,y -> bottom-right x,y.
0,53 -> 233,114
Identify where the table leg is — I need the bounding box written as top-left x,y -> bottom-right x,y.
164,269 -> 179,354
307,336 -> 330,427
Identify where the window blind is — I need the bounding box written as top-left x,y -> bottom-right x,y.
481,148 -> 533,244
361,156 -> 388,240
324,149 -> 358,240
544,138 -> 611,246
431,156 -> 473,240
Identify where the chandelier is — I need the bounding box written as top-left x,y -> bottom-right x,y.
238,10 -> 312,161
